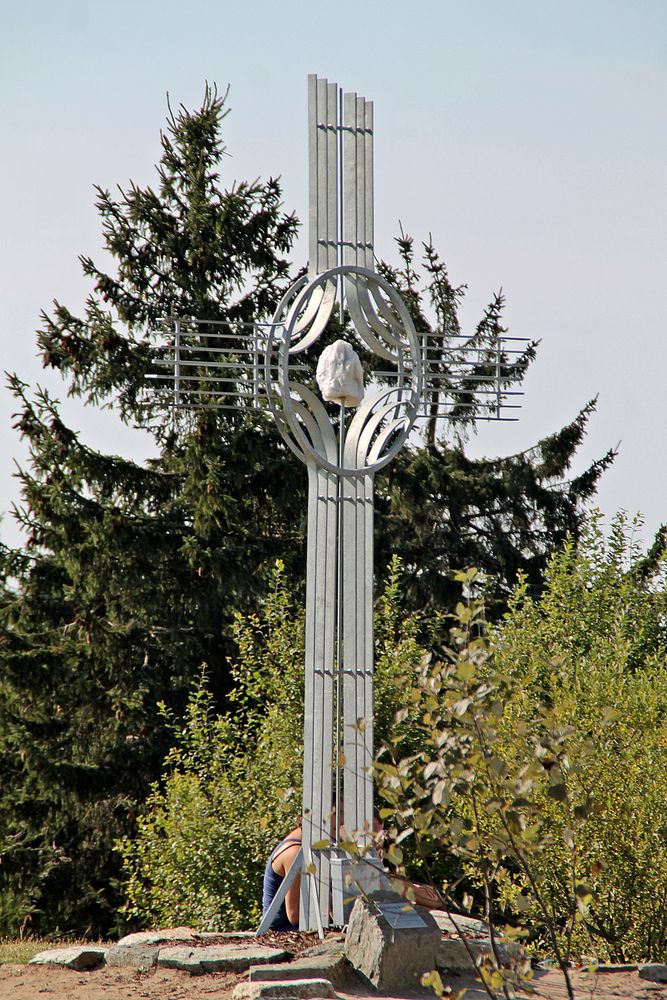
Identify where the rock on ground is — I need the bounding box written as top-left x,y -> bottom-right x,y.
234,978 -> 339,1000
429,910 -> 489,936
249,939 -> 350,987
104,943 -> 161,970
437,935 -> 522,973
29,946 -> 107,971
344,891 -> 441,992
639,964 -> 667,983
157,944 -> 289,975
104,928 -> 198,969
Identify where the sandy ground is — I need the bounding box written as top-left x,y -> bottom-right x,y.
528,967 -> 667,1000
2,963 -> 667,1000
3,927 -> 667,1000
0,963 -> 239,999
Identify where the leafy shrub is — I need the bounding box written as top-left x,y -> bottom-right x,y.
120,515 -> 667,966
375,515 -> 667,979
117,558 -> 433,929
117,563 -> 305,930
492,514 -> 667,962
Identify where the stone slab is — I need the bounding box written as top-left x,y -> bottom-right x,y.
114,926 -> 197,948
104,943 -> 160,970
596,963 -> 639,973
344,891 -> 441,992
299,936 -> 345,958
437,936 -> 521,972
156,947 -> 203,974
639,964 -> 667,983
106,926 -> 221,970
29,946 -> 107,971
106,926 -> 199,968
158,944 -> 290,975
233,978 -> 339,1000
429,911 -> 489,936
249,951 -> 350,987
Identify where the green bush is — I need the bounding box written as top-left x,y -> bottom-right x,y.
117,558 -> 433,930
116,563 -> 305,930
492,514 -> 667,962
374,515 -> 667,976
120,516 -> 667,964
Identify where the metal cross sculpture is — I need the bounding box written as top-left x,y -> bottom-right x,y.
146,75 -> 527,934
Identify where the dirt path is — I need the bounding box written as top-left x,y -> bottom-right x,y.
4,937 -> 667,1000
530,967 -> 667,1000
4,963 -> 667,1000
0,963 -> 239,999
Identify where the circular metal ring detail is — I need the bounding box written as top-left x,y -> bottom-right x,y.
266,266 -> 422,477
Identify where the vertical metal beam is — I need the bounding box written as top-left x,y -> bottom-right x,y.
308,80 -> 375,307
326,82 -> 338,274
338,84 -> 344,320
307,75 -> 318,280
299,76 -> 380,929
317,77 -> 329,276
356,96 -> 366,271
364,100 -> 374,269
334,408 -> 345,847
341,474 -> 359,832
300,462 -> 337,931
342,472 -> 374,842
362,472 -> 374,830
343,91 -> 357,270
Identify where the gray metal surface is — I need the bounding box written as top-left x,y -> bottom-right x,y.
145,316 -> 527,424
374,900 -> 428,929
263,256 -> 422,930
255,847 -> 304,936
301,462 -> 337,930
269,79 -> 413,928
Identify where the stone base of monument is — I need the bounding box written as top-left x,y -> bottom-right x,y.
344,891 -> 441,992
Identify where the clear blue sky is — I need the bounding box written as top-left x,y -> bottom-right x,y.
1,0 -> 665,549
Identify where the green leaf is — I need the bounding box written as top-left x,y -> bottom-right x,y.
421,969 -> 445,996
487,756 -> 508,778
456,660 -> 475,682
431,780 -> 448,806
600,707 -> 620,728
387,845 -> 404,866
575,881 -> 594,899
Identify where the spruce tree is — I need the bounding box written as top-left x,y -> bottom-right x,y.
0,86 -> 302,936
0,87 -> 614,936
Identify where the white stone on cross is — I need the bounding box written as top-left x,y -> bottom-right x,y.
315,340 -> 364,407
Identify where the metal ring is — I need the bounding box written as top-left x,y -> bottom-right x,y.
267,266 -> 422,476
